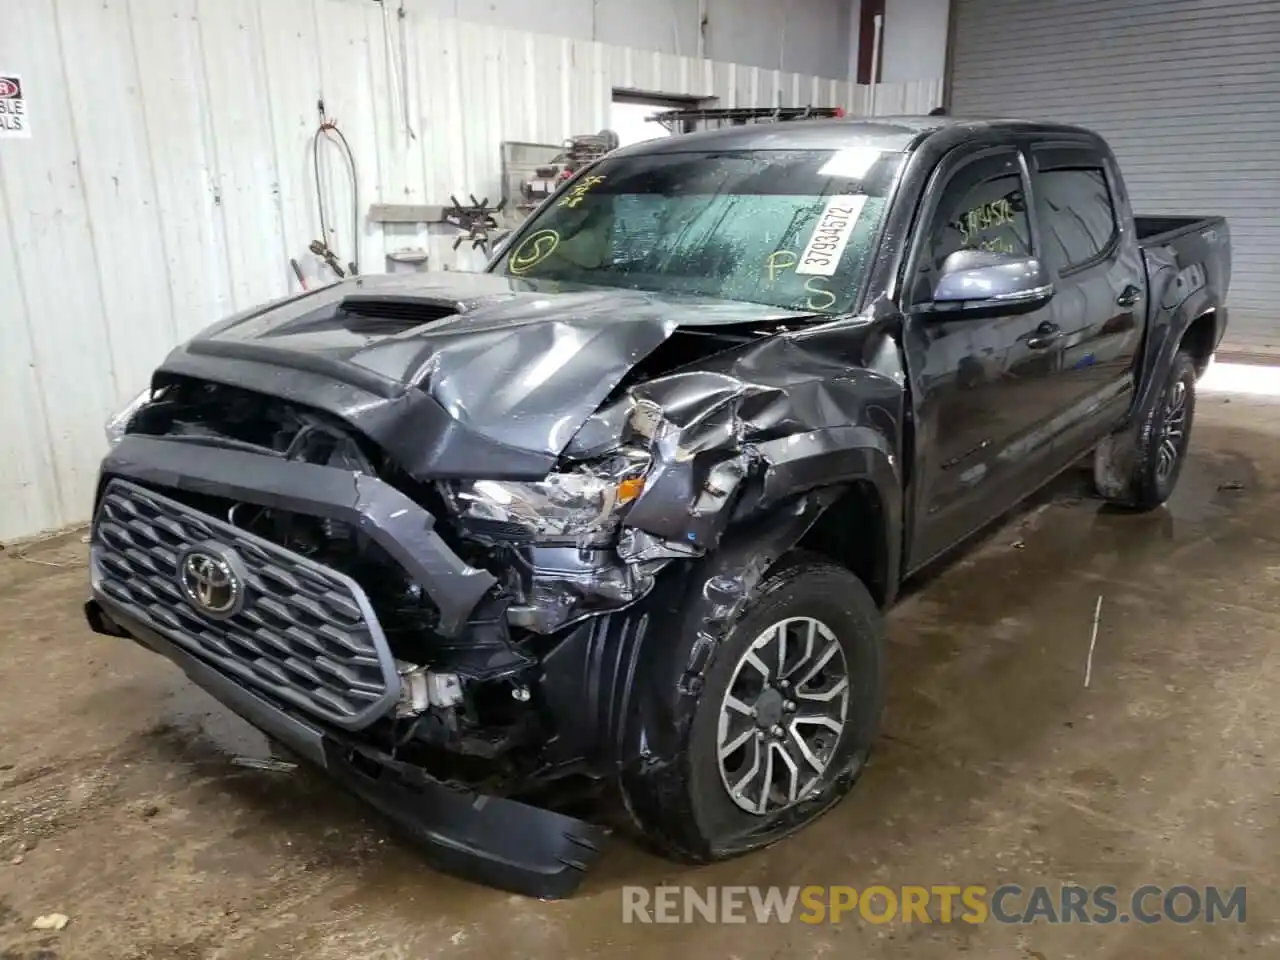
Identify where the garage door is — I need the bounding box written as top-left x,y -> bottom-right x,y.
948,0 -> 1280,356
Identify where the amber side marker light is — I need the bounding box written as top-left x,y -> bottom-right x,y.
617,477 -> 645,504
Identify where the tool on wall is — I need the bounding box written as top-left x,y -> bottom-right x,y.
444,194 -> 506,254
307,241 -> 346,279
519,129 -> 619,206
648,105 -> 845,135
310,100 -> 361,279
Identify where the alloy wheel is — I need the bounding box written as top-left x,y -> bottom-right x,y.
1156,378 -> 1188,484
716,617 -> 851,815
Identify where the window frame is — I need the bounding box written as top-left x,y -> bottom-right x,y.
903,144 -> 1038,308
1029,144 -> 1121,279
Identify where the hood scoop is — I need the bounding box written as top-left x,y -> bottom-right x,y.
339,295 -> 461,335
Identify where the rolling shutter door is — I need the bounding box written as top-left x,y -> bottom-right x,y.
949,0 -> 1280,354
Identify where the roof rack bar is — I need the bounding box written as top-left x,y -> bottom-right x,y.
647,105 -> 846,134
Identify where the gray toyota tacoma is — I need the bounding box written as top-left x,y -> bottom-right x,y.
85,116 -> 1230,898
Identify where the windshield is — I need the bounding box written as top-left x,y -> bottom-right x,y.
492,147 -> 906,315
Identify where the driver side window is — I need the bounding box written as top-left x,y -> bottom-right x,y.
913,152 -> 1032,303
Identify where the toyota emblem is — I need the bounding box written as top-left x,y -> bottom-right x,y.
178,544 -> 244,619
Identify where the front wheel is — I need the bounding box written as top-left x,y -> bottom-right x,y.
1094,350 -> 1197,511
620,557 -> 886,863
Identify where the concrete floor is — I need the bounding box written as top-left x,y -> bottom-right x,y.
1,385 -> 1278,959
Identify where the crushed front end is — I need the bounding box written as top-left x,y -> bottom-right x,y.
85,274 -> 905,897
84,377 -> 632,899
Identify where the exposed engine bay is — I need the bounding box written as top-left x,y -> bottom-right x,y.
124,321 -> 758,643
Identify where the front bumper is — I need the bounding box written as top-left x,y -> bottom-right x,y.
85,597 -> 605,899
86,434 -> 607,898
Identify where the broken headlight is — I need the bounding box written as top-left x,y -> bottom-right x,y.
103,387 -> 154,448
445,447 -> 649,545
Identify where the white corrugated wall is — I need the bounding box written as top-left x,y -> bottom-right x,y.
0,0 -> 941,544
948,0 -> 1280,355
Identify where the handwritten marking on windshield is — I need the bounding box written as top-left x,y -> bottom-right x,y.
804,276 -> 836,311
766,250 -> 797,284
558,174 -> 606,209
508,229 -> 560,274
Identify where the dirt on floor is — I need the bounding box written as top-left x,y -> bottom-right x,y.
1,391 -> 1278,960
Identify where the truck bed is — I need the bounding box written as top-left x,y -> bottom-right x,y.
1136,213 -> 1230,363
1134,214 -> 1224,247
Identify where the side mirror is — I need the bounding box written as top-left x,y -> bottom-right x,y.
924,250 -> 1054,319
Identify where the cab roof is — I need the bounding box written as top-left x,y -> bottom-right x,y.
613,115 -> 1102,157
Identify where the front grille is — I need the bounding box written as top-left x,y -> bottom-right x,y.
91,479 -> 399,729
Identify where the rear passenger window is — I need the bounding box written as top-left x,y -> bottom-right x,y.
1035,168 -> 1117,272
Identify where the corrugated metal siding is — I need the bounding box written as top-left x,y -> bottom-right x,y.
0,0 -> 940,543
419,0 -> 856,79
949,0 -> 1280,352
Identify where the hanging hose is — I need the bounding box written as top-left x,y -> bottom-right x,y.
311,101 -> 361,275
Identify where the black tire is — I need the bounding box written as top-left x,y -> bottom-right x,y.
1094,350 -> 1197,511
619,556 -> 886,863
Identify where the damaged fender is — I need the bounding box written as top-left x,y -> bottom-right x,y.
615,316 -> 903,551
614,322 -> 905,756
558,313 -> 905,626
622,490 -> 851,766
613,491 -> 884,858
539,310 -> 906,771
539,489 -> 843,773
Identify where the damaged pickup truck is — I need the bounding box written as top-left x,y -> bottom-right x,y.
85,117 -> 1230,898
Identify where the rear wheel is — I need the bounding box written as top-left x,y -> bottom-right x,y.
1094,350 -> 1197,511
620,557 -> 886,862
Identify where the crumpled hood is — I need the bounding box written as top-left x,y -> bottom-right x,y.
160,272 -> 816,470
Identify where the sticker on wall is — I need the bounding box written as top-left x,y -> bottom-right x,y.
795,195 -> 867,276
0,74 -> 30,139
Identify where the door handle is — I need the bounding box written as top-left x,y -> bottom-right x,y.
1027,321 -> 1061,350
1116,284 -> 1142,307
